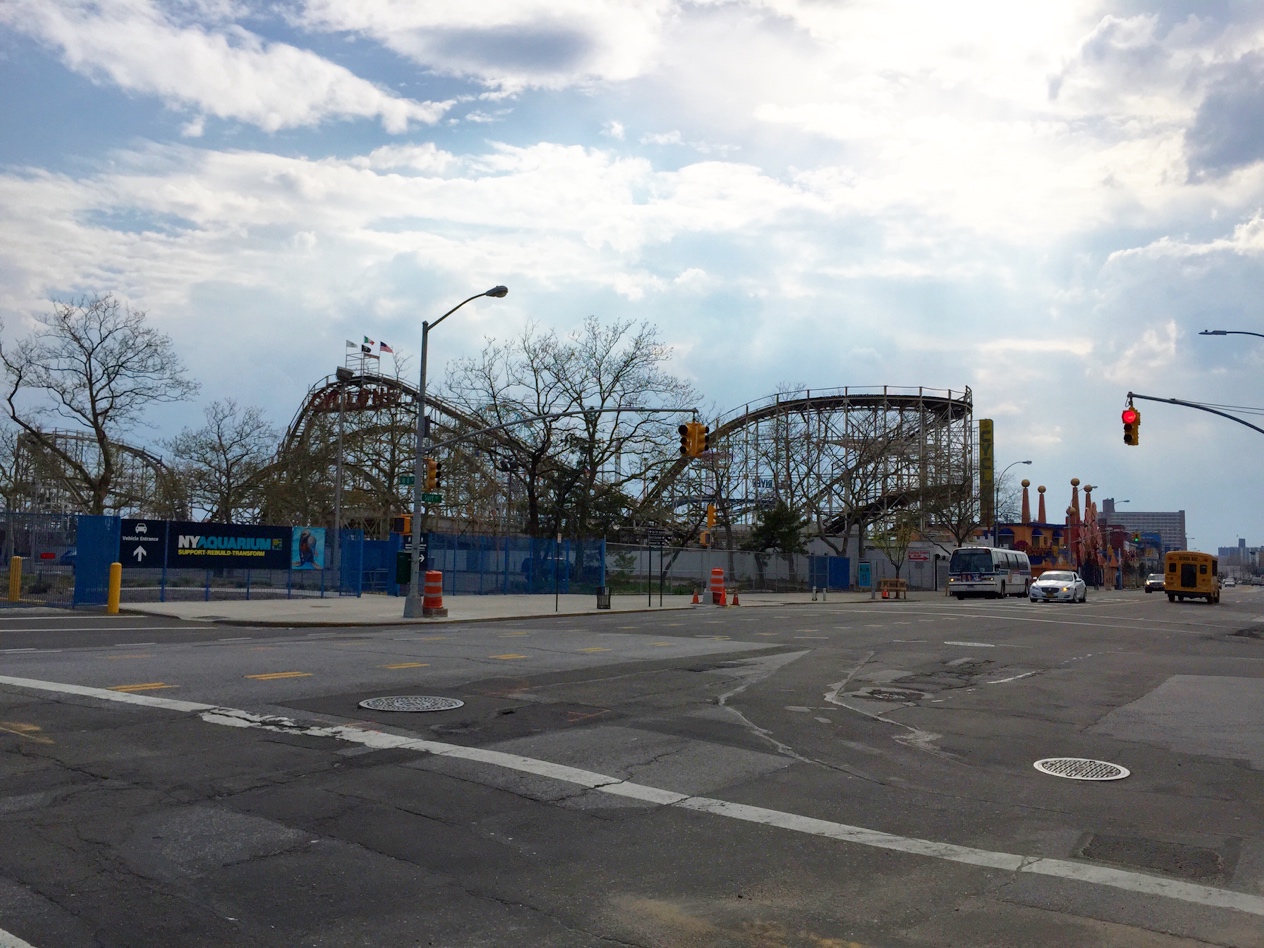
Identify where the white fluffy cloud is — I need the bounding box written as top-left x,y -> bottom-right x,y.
1,0 -> 451,131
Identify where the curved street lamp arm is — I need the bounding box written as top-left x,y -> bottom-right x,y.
1199,329 -> 1264,340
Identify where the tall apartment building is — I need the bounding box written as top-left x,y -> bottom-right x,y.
1098,500 -> 1187,552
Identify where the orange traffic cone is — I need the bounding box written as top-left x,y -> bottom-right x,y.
732,589 -> 740,606
691,588 -> 700,604
881,589 -> 889,599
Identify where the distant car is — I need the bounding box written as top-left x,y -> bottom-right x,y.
1029,570 -> 1087,603
1223,578 -> 1237,588
1144,573 -> 1165,593
59,548 -> 76,567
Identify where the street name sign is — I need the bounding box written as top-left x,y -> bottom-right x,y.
420,492 -> 443,504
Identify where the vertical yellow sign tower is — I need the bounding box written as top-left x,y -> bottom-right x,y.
978,418 -> 994,526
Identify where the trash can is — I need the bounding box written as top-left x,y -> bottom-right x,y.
596,586 -> 611,610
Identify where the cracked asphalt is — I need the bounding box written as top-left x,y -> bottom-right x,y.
2,587 -> 1264,946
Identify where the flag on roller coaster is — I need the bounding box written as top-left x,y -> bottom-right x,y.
360,344 -> 378,358
363,335 -> 375,346
345,339 -> 356,349
379,341 -> 394,354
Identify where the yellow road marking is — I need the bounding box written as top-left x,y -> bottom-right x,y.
107,654 -> 152,660
489,653 -> 527,660
579,647 -> 611,653
650,642 -> 673,647
381,662 -> 429,669
418,636 -> 447,641
245,671 -> 312,680
699,635 -> 730,640
108,682 -> 174,693
0,721 -> 53,744
498,632 -> 529,637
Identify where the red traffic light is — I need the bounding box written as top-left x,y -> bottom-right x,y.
1121,408 -> 1139,425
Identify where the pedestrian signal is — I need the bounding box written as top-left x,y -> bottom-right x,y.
1122,407 -> 1140,446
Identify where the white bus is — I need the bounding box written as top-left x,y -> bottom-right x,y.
946,546 -> 1031,599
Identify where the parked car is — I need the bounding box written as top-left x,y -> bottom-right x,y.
1029,570 -> 1087,603
1223,577 -> 1237,588
59,548 -> 76,567
1144,572 -> 1165,593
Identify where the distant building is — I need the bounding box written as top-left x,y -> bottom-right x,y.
1218,539 -> 1261,568
1097,501 -> 1187,551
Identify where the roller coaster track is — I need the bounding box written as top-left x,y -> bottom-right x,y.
637,385 -> 972,514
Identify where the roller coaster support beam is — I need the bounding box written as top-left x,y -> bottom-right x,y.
1126,392 -> 1264,437
402,405 -> 694,618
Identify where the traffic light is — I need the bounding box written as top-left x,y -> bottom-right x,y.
679,420 -> 709,458
706,503 -> 716,528
1122,406 -> 1140,446
434,459 -> 443,489
702,425 -> 711,454
678,424 -> 690,457
424,456 -> 438,490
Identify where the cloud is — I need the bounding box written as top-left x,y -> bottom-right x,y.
0,0 -> 452,132
1186,53 -> 1264,178
294,0 -> 675,90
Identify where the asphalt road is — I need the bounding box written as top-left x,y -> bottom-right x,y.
2,587 -> 1264,947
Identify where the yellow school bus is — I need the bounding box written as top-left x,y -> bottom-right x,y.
1163,551 -> 1220,604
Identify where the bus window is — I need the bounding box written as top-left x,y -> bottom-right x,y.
949,549 -> 993,574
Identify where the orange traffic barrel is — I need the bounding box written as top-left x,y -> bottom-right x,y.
423,570 -> 446,616
710,567 -> 725,605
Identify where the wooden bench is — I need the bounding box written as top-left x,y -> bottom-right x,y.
878,578 -> 908,600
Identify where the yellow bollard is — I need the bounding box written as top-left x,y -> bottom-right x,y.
8,556 -> 21,603
107,562 -> 122,614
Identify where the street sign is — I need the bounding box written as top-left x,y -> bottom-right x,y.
398,474 -> 415,487
120,519 -> 167,568
420,492 -> 443,504
908,551 -> 930,562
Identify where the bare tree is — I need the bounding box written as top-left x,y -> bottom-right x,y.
166,400 -> 277,522
0,294 -> 198,514
444,318 -> 695,538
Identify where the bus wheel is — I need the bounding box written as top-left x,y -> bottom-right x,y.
1167,593 -> 1175,602
954,594 -> 964,601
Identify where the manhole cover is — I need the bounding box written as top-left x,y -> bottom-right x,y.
358,696 -> 465,713
1033,757 -> 1129,781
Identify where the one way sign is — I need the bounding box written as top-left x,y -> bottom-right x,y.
120,519 -> 166,569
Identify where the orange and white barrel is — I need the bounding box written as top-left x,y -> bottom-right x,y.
423,571 -> 444,612
710,567 -> 725,605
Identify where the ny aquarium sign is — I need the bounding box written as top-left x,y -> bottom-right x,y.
121,520 -> 325,571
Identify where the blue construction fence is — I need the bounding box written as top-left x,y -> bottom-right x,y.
367,533 -> 607,597
73,515 -> 366,606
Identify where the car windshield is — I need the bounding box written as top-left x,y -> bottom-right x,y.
1148,574 -> 1164,581
1040,572 -> 1074,582
949,549 -> 992,573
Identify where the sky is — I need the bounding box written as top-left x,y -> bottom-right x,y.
1,0 -> 1262,550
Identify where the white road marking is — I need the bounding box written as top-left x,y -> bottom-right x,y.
4,673 -> 1264,918
0,626 -> 195,633
944,641 -> 994,648
0,925 -> 37,947
986,671 -> 1040,684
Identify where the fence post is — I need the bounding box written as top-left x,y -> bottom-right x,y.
246,568 -> 252,600
204,568 -> 210,602
287,568 -> 293,599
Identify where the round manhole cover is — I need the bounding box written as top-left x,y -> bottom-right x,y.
358,696 -> 465,713
1033,757 -> 1129,781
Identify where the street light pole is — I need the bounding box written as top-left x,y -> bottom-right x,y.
403,286 -> 508,618
995,460 -> 1032,546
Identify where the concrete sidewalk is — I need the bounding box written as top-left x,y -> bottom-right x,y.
121,589 -> 904,627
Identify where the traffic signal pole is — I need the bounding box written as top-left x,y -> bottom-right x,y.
1125,392 -> 1264,437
